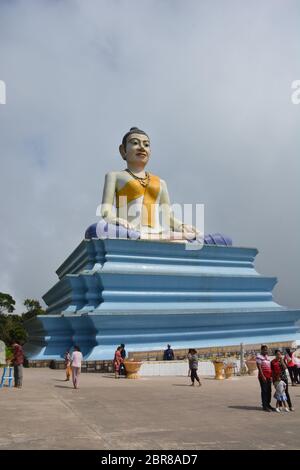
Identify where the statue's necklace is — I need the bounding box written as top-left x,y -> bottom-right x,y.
125,168 -> 150,188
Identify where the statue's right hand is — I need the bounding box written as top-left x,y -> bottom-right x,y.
116,218 -> 135,231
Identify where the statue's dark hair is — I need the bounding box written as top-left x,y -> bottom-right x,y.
122,127 -> 149,149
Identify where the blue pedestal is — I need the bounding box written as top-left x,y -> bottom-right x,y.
24,239 -> 300,360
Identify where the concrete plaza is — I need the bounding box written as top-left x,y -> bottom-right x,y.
0,368 -> 300,450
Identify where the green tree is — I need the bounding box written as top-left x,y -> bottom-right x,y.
22,298 -> 45,321
0,295 -> 45,347
0,292 -> 15,314
0,313 -> 27,346
0,292 -> 19,346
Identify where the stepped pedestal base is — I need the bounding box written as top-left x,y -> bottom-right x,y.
24,239 -> 300,360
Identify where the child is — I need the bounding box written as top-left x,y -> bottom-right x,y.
64,350 -> 71,381
273,375 -> 289,412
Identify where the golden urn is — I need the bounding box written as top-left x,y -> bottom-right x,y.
213,360 -> 225,380
245,359 -> 257,376
124,360 -> 142,379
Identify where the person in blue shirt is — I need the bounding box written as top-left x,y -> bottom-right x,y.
119,344 -> 126,376
163,344 -> 175,360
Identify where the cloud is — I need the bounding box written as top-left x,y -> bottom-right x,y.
0,0 -> 300,310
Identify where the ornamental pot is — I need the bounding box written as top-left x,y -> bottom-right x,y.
224,364 -> 235,379
124,360 -> 142,379
213,361 -> 224,380
245,360 -> 257,376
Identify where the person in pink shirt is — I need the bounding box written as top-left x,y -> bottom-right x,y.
295,355 -> 300,384
284,348 -> 298,386
71,346 -> 83,389
256,345 -> 275,412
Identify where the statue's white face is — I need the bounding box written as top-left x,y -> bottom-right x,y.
123,133 -> 151,166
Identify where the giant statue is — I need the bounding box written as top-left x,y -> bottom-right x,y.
24,127 -> 300,362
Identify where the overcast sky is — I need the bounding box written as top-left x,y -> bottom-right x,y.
0,0 -> 299,312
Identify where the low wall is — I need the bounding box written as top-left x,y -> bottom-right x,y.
128,341 -> 294,362
28,358 -> 249,376
139,360 -> 243,376
28,360 -> 114,373
27,340 -> 295,373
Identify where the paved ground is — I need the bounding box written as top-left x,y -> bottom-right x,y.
0,369 -> 300,450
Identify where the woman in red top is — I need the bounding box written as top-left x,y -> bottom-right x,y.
284,348 -> 298,386
114,346 -> 124,379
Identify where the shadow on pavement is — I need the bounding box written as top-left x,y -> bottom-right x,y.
228,405 -> 262,411
99,375 -> 122,379
172,384 -> 193,387
54,385 -> 75,389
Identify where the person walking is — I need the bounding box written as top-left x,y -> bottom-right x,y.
187,349 -> 202,387
271,349 -> 294,411
256,345 -> 275,412
284,348 -> 298,386
71,346 -> 83,389
12,341 -> 24,389
114,346 -> 123,379
64,349 -> 71,381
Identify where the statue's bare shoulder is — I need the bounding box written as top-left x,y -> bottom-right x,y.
104,170 -> 118,180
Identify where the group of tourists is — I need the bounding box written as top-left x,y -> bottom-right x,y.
2,340 -> 84,391
5,340 -> 300,411
256,344 -> 300,412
